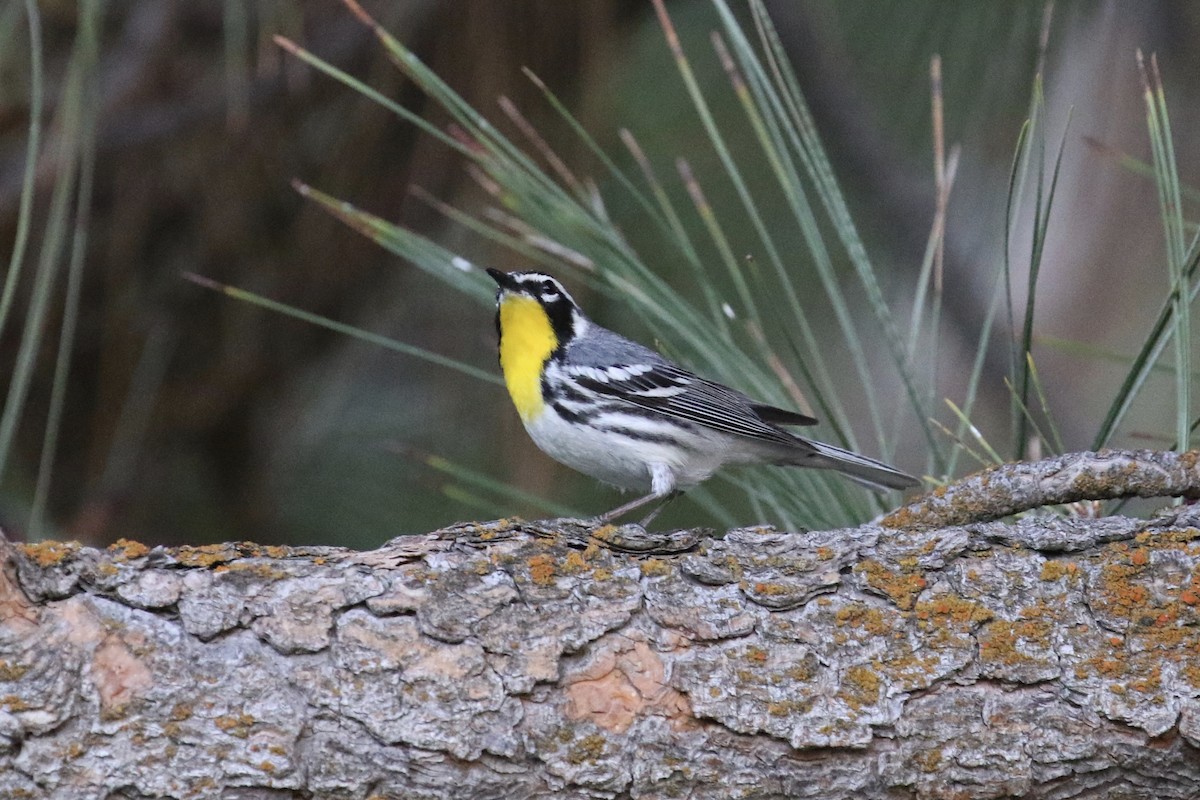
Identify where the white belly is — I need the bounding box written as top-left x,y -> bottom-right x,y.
524,406 -> 731,492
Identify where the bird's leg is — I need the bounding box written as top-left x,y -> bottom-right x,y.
596,463 -> 677,525
638,490 -> 682,527
596,491 -> 662,523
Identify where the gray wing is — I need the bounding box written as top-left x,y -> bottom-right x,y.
563,328 -> 816,444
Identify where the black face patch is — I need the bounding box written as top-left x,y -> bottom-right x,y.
505,272 -> 578,346
516,275 -> 567,302
542,295 -> 576,345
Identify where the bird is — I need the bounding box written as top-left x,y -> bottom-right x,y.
486,268 -> 919,525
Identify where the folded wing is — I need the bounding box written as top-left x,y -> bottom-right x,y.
567,362 -> 815,446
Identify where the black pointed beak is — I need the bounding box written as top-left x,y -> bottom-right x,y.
485,268 -> 517,291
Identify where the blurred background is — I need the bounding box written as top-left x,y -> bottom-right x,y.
0,1 -> 1196,548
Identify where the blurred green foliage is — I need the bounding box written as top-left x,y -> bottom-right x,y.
0,1 -> 1196,547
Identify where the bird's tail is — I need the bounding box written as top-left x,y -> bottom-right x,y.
784,439 -> 920,492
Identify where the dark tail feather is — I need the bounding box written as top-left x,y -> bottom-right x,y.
750,403 -> 818,427
789,440 -> 920,492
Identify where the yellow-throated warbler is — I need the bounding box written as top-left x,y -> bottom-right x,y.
487,269 -> 919,524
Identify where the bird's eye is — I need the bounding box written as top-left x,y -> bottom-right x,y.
540,281 -> 556,296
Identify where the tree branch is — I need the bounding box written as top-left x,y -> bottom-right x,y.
885,448 -> 1200,530
3,451 -> 1200,798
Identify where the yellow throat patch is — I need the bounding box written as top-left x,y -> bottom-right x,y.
498,295 -> 558,422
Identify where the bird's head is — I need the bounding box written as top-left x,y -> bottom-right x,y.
486,269 -> 586,346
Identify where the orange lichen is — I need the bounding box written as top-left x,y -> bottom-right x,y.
1040,560 -> 1080,582
639,558 -> 671,578
978,617 -> 1053,668
107,538 -> 149,560
879,506 -> 917,529
1093,562 -> 1151,621
172,543 -> 239,568
752,582 -> 793,597
591,524 -> 618,540
785,662 -> 817,682
561,551 -> 588,575
743,646 -> 768,665
1129,665 -> 1162,694
766,698 -> 813,717
2,695 -> 32,711
18,540 -> 80,567
1183,662 -> 1200,688
856,559 -> 926,610
527,554 -> 556,585
212,561 -> 286,581
835,604 -> 891,636
215,713 -> 255,739
715,555 -> 744,581
914,596 -> 992,628
911,748 -> 944,773
0,660 -> 30,681
841,664 -> 882,710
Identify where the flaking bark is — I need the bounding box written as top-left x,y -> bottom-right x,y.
2,449 -> 1200,799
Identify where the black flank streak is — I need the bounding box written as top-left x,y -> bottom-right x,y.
595,425 -> 689,446
546,378 -> 592,405
549,400 -> 591,425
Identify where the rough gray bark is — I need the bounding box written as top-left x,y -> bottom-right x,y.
2,450 -> 1200,799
